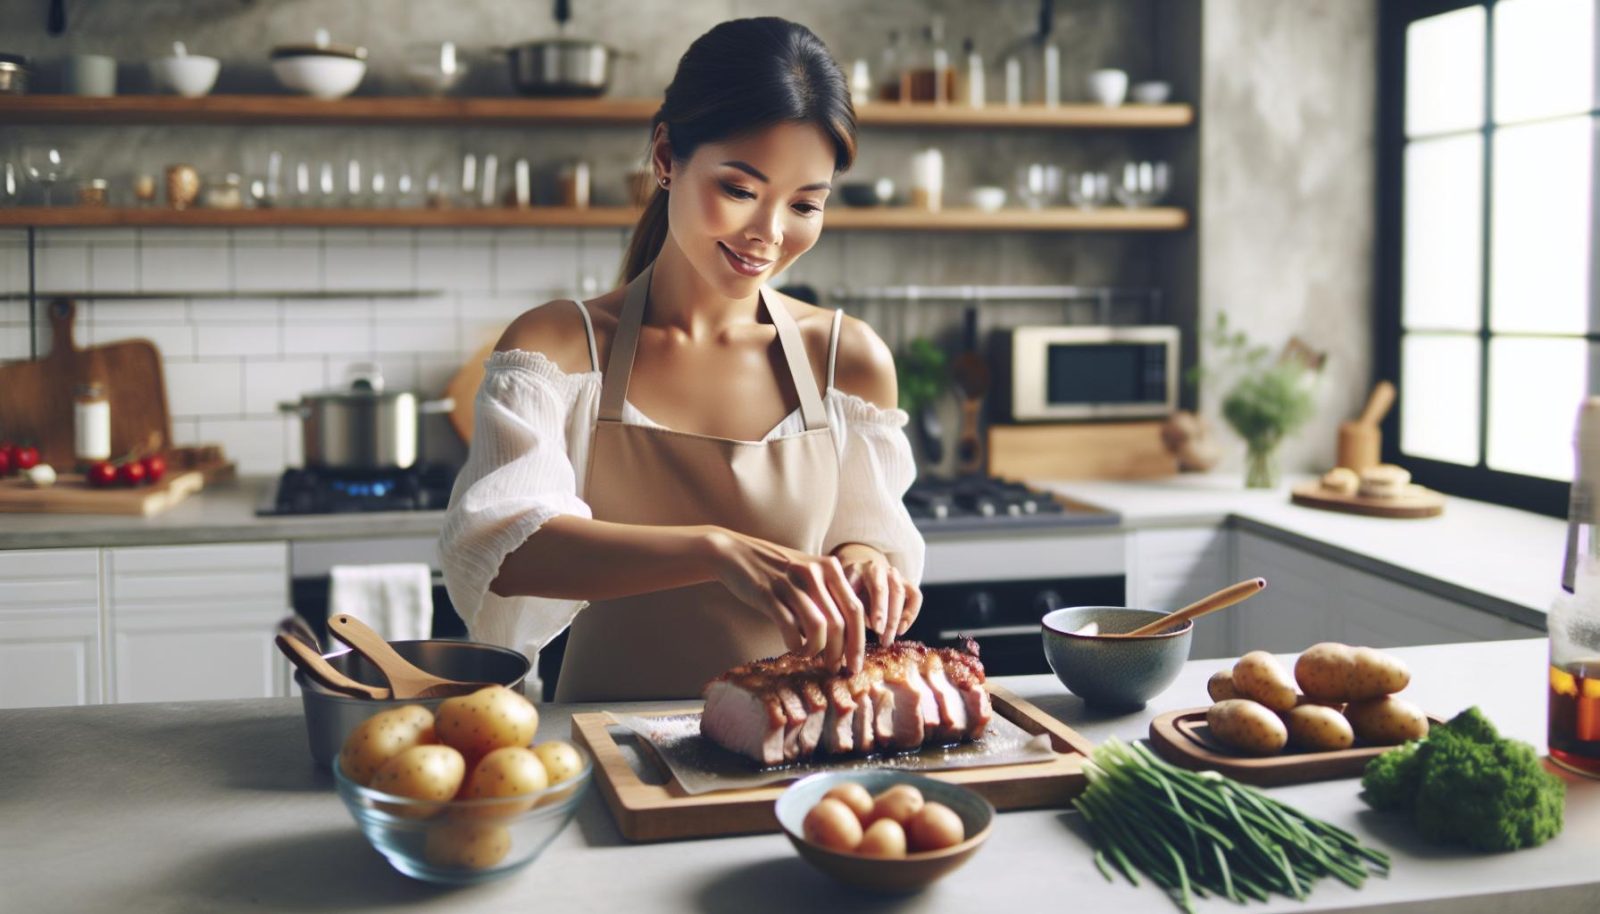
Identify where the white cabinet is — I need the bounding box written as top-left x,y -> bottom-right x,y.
1232,530 -> 1541,652
106,543 -> 291,703
1125,527 -> 1234,659
0,550 -> 103,709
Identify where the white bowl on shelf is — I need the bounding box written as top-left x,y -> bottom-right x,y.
148,43 -> 219,97
1131,80 -> 1172,105
969,186 -> 1006,212
271,29 -> 367,100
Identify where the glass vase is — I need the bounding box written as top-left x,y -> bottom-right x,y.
1244,440 -> 1280,489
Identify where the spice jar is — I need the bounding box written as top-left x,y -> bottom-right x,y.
77,178 -> 109,207
74,383 -> 111,464
201,173 -> 244,210
557,161 -> 590,209
166,163 -> 200,210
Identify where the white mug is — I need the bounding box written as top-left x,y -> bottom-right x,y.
1087,68 -> 1128,107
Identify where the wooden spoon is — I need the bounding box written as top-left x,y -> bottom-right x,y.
274,633 -> 391,700
1079,577 -> 1267,638
326,614 -> 494,699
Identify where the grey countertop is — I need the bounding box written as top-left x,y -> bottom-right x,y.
3,638 -> 1597,913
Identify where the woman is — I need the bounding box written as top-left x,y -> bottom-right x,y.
441,17 -> 924,701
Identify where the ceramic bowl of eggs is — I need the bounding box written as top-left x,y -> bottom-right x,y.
774,771 -> 994,893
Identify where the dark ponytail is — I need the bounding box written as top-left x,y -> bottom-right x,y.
620,17 -> 858,284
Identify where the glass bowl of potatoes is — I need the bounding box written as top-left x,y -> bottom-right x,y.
331,687 -> 592,885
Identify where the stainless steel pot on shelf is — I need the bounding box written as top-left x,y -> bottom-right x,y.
279,364 -> 453,471
503,0 -> 622,97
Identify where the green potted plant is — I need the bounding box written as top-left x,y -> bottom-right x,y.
897,338 -> 951,464
1192,314 -> 1317,489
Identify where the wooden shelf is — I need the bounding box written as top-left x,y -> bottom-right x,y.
0,95 -> 1192,129
0,205 -> 1188,232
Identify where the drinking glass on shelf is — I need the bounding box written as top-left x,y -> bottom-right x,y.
1066,170 -> 1111,209
343,157 -> 366,207
22,146 -> 70,205
1,160 -> 19,207
391,158 -> 417,208
367,157 -> 389,207
1014,163 -> 1062,209
1113,160 -> 1169,208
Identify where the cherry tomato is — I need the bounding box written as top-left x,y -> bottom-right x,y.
88,461 -> 118,488
140,454 -> 167,484
117,461 -> 147,487
13,445 -> 39,471
0,449 -> 11,477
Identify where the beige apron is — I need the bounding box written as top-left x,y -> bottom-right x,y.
553,262 -> 841,701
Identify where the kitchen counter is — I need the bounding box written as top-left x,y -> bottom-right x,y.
4,638 -> 1597,913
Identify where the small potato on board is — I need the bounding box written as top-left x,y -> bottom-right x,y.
1206,699 -> 1288,755
1345,696 -> 1429,745
1232,651 -> 1297,712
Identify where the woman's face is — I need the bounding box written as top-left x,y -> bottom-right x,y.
655,121 -> 836,298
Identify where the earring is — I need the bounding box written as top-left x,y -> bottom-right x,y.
659,177 -> 670,189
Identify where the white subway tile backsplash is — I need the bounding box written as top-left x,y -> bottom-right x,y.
233,243 -> 319,293
370,296 -> 456,323
243,358 -> 324,414
324,238 -> 415,291
460,318 -> 510,355
197,417 -> 286,475
164,360 -> 243,417
504,229 -> 578,296
282,414 -> 303,467
197,322 -> 282,358
0,324 -> 29,360
89,299 -> 188,323
283,299 -> 371,323
577,230 -> 624,294
376,320 -> 457,355
37,244 -> 88,290
89,245 -> 140,292
141,243 -> 230,292
191,297 -> 281,322
91,321 -> 196,360
418,354 -> 462,397
283,322 -> 371,355
417,232 -> 494,292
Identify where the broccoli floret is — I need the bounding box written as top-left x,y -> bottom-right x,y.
1361,705 -> 1566,852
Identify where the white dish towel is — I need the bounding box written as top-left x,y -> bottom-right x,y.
329,564 -> 434,641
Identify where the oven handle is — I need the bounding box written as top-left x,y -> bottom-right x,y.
937,624 -> 1040,640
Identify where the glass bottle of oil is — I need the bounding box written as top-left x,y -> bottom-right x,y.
1550,396 -> 1600,777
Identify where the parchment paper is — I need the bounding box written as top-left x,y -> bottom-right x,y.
609,709 -> 1058,796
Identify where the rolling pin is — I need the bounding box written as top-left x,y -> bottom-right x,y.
1336,380 -> 1396,473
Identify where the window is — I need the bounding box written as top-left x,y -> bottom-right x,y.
1378,0 -> 1597,517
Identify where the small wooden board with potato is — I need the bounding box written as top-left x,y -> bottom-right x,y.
1148,708 -> 1444,786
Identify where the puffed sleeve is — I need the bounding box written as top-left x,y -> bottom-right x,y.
440,351 -> 593,660
821,392 -> 927,585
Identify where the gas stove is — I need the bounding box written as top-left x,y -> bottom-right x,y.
256,464 -> 458,516
903,474 -> 1119,533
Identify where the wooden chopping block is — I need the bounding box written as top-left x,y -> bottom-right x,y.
0,300 -> 172,468
444,340 -> 496,444
988,421 -> 1178,480
1336,380 -> 1396,473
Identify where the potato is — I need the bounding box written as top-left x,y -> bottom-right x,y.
1207,669 -> 1239,702
370,744 -> 467,816
1282,704 -> 1355,752
1207,699 -> 1289,755
857,818 -> 908,858
1346,647 -> 1411,700
339,705 -> 436,786
804,797 -> 864,851
1294,642 -> 1356,701
1345,696 -> 1429,746
435,686 -> 539,761
1231,651 -> 1298,712
533,740 -> 583,784
906,802 -> 965,852
866,785 -> 924,827
457,747 -> 549,818
424,821 -> 512,870
823,783 -> 875,821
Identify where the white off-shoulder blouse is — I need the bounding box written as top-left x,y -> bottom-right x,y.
439,347 -> 927,665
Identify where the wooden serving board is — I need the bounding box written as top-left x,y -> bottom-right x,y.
571,683 -> 1094,842
0,449 -> 234,516
1148,707 -> 1442,786
0,299 -> 173,469
1290,481 -> 1445,519
987,421 -> 1178,480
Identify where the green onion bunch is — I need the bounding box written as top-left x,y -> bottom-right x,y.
1073,739 -> 1390,914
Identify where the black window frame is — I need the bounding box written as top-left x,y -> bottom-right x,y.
1377,0 -> 1583,518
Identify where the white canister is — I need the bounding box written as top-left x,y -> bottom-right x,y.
911,148 -> 943,212
74,383 -> 111,463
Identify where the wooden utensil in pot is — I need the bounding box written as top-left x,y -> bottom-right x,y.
1336,381 -> 1396,474
274,633 -> 392,699
326,614 -> 494,699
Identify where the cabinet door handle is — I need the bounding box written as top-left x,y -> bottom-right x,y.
937,624 -> 1039,640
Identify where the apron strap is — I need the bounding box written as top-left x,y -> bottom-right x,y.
597,261 -> 828,431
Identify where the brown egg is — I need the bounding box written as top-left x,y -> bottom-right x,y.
907,802 -> 965,852
803,797 -> 864,852
822,782 -> 874,821
856,818 -> 908,858
866,784 -> 925,826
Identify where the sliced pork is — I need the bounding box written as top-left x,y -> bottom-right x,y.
701,641 -> 990,766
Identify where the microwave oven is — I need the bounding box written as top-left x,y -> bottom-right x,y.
993,325 -> 1180,421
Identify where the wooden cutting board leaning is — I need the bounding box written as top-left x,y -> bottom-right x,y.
0,299 -> 172,468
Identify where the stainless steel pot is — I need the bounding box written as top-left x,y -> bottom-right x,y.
504,0 -> 620,97
279,364 -> 453,471
0,54 -> 30,95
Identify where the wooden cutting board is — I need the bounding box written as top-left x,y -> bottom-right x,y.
1148,707 -> 1441,786
571,683 -> 1094,842
0,299 -> 172,468
1290,481 -> 1445,519
0,447 -> 233,516
444,340 -> 494,444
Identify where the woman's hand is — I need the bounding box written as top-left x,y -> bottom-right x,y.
833,543 -> 922,646
706,529 -> 867,673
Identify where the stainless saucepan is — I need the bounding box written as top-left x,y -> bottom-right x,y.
503,0 -> 624,97
279,364 -> 453,471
